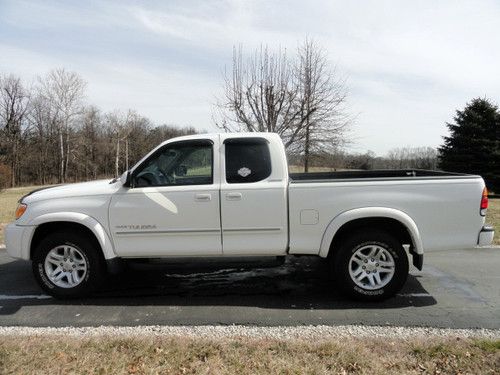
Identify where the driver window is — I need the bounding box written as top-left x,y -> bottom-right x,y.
133,141 -> 213,187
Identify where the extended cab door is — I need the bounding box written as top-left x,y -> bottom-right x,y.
109,137 -> 222,257
220,136 -> 288,255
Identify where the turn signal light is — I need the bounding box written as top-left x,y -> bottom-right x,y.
15,203 -> 27,220
480,187 -> 488,216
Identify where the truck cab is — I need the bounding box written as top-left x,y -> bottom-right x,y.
111,133 -> 289,257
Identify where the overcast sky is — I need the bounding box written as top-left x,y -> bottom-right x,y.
0,0 -> 498,154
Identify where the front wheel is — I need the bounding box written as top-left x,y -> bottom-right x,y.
332,230 -> 409,301
32,232 -> 105,298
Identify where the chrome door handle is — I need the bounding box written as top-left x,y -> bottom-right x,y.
195,193 -> 211,202
226,192 -> 242,201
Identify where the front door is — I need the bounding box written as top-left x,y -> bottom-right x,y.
109,138 -> 222,257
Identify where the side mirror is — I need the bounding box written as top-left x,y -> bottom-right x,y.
120,170 -> 131,187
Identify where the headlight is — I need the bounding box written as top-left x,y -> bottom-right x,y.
15,203 -> 27,220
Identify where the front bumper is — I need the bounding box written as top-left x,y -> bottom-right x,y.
478,226 -> 495,246
4,223 -> 34,260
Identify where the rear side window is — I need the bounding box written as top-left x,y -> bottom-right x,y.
225,138 -> 272,183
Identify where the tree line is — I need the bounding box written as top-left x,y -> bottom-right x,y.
288,146 -> 438,171
0,69 -> 196,188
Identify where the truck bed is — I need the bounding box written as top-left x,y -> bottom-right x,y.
287,168 -> 485,255
289,169 -> 477,183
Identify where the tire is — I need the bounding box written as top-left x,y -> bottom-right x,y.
331,230 -> 409,301
32,231 -> 105,298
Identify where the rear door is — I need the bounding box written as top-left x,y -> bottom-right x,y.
220,137 -> 288,255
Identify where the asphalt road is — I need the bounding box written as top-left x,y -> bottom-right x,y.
0,247 -> 498,329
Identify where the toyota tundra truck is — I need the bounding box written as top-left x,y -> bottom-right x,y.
4,132 -> 495,300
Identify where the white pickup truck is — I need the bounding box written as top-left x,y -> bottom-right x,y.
5,133 -> 494,300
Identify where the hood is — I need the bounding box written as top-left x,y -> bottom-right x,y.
22,179 -> 122,203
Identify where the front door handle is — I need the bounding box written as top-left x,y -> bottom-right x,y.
195,193 -> 211,202
226,192 -> 242,201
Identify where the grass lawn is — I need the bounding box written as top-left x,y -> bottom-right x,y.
0,186 -> 499,246
0,335 -> 498,374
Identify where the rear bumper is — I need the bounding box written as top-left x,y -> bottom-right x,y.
478,226 -> 495,246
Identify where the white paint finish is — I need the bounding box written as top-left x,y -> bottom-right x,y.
4,223 -> 26,259
220,185 -> 288,255
109,134 -> 222,257
300,210 -> 319,225
18,184 -> 119,232
110,185 -> 222,257
219,133 -> 289,255
21,179 -> 120,205
288,178 -> 486,256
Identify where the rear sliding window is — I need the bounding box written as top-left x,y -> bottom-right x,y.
225,138 -> 272,183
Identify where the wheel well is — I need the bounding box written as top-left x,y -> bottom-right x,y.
30,221 -> 103,260
329,217 -> 414,258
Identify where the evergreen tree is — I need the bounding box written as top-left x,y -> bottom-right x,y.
439,98 -> 499,192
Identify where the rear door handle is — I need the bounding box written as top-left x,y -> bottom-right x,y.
195,193 -> 211,202
226,192 -> 242,201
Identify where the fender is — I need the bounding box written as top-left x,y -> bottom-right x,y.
28,212 -> 117,260
319,207 -> 423,258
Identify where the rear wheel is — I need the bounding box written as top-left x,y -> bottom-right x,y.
331,230 -> 409,301
32,231 -> 105,298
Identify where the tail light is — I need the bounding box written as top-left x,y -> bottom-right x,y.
480,187 -> 488,216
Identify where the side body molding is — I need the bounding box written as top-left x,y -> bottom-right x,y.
319,207 -> 424,258
28,212 -> 117,260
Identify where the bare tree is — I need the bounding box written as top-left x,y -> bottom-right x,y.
295,39 -> 350,171
29,94 -> 50,184
215,45 -> 306,148
38,69 -> 86,182
78,106 -> 102,180
28,84 -> 66,184
107,110 -> 152,177
215,41 -> 350,165
104,111 -> 126,178
0,74 -> 31,186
